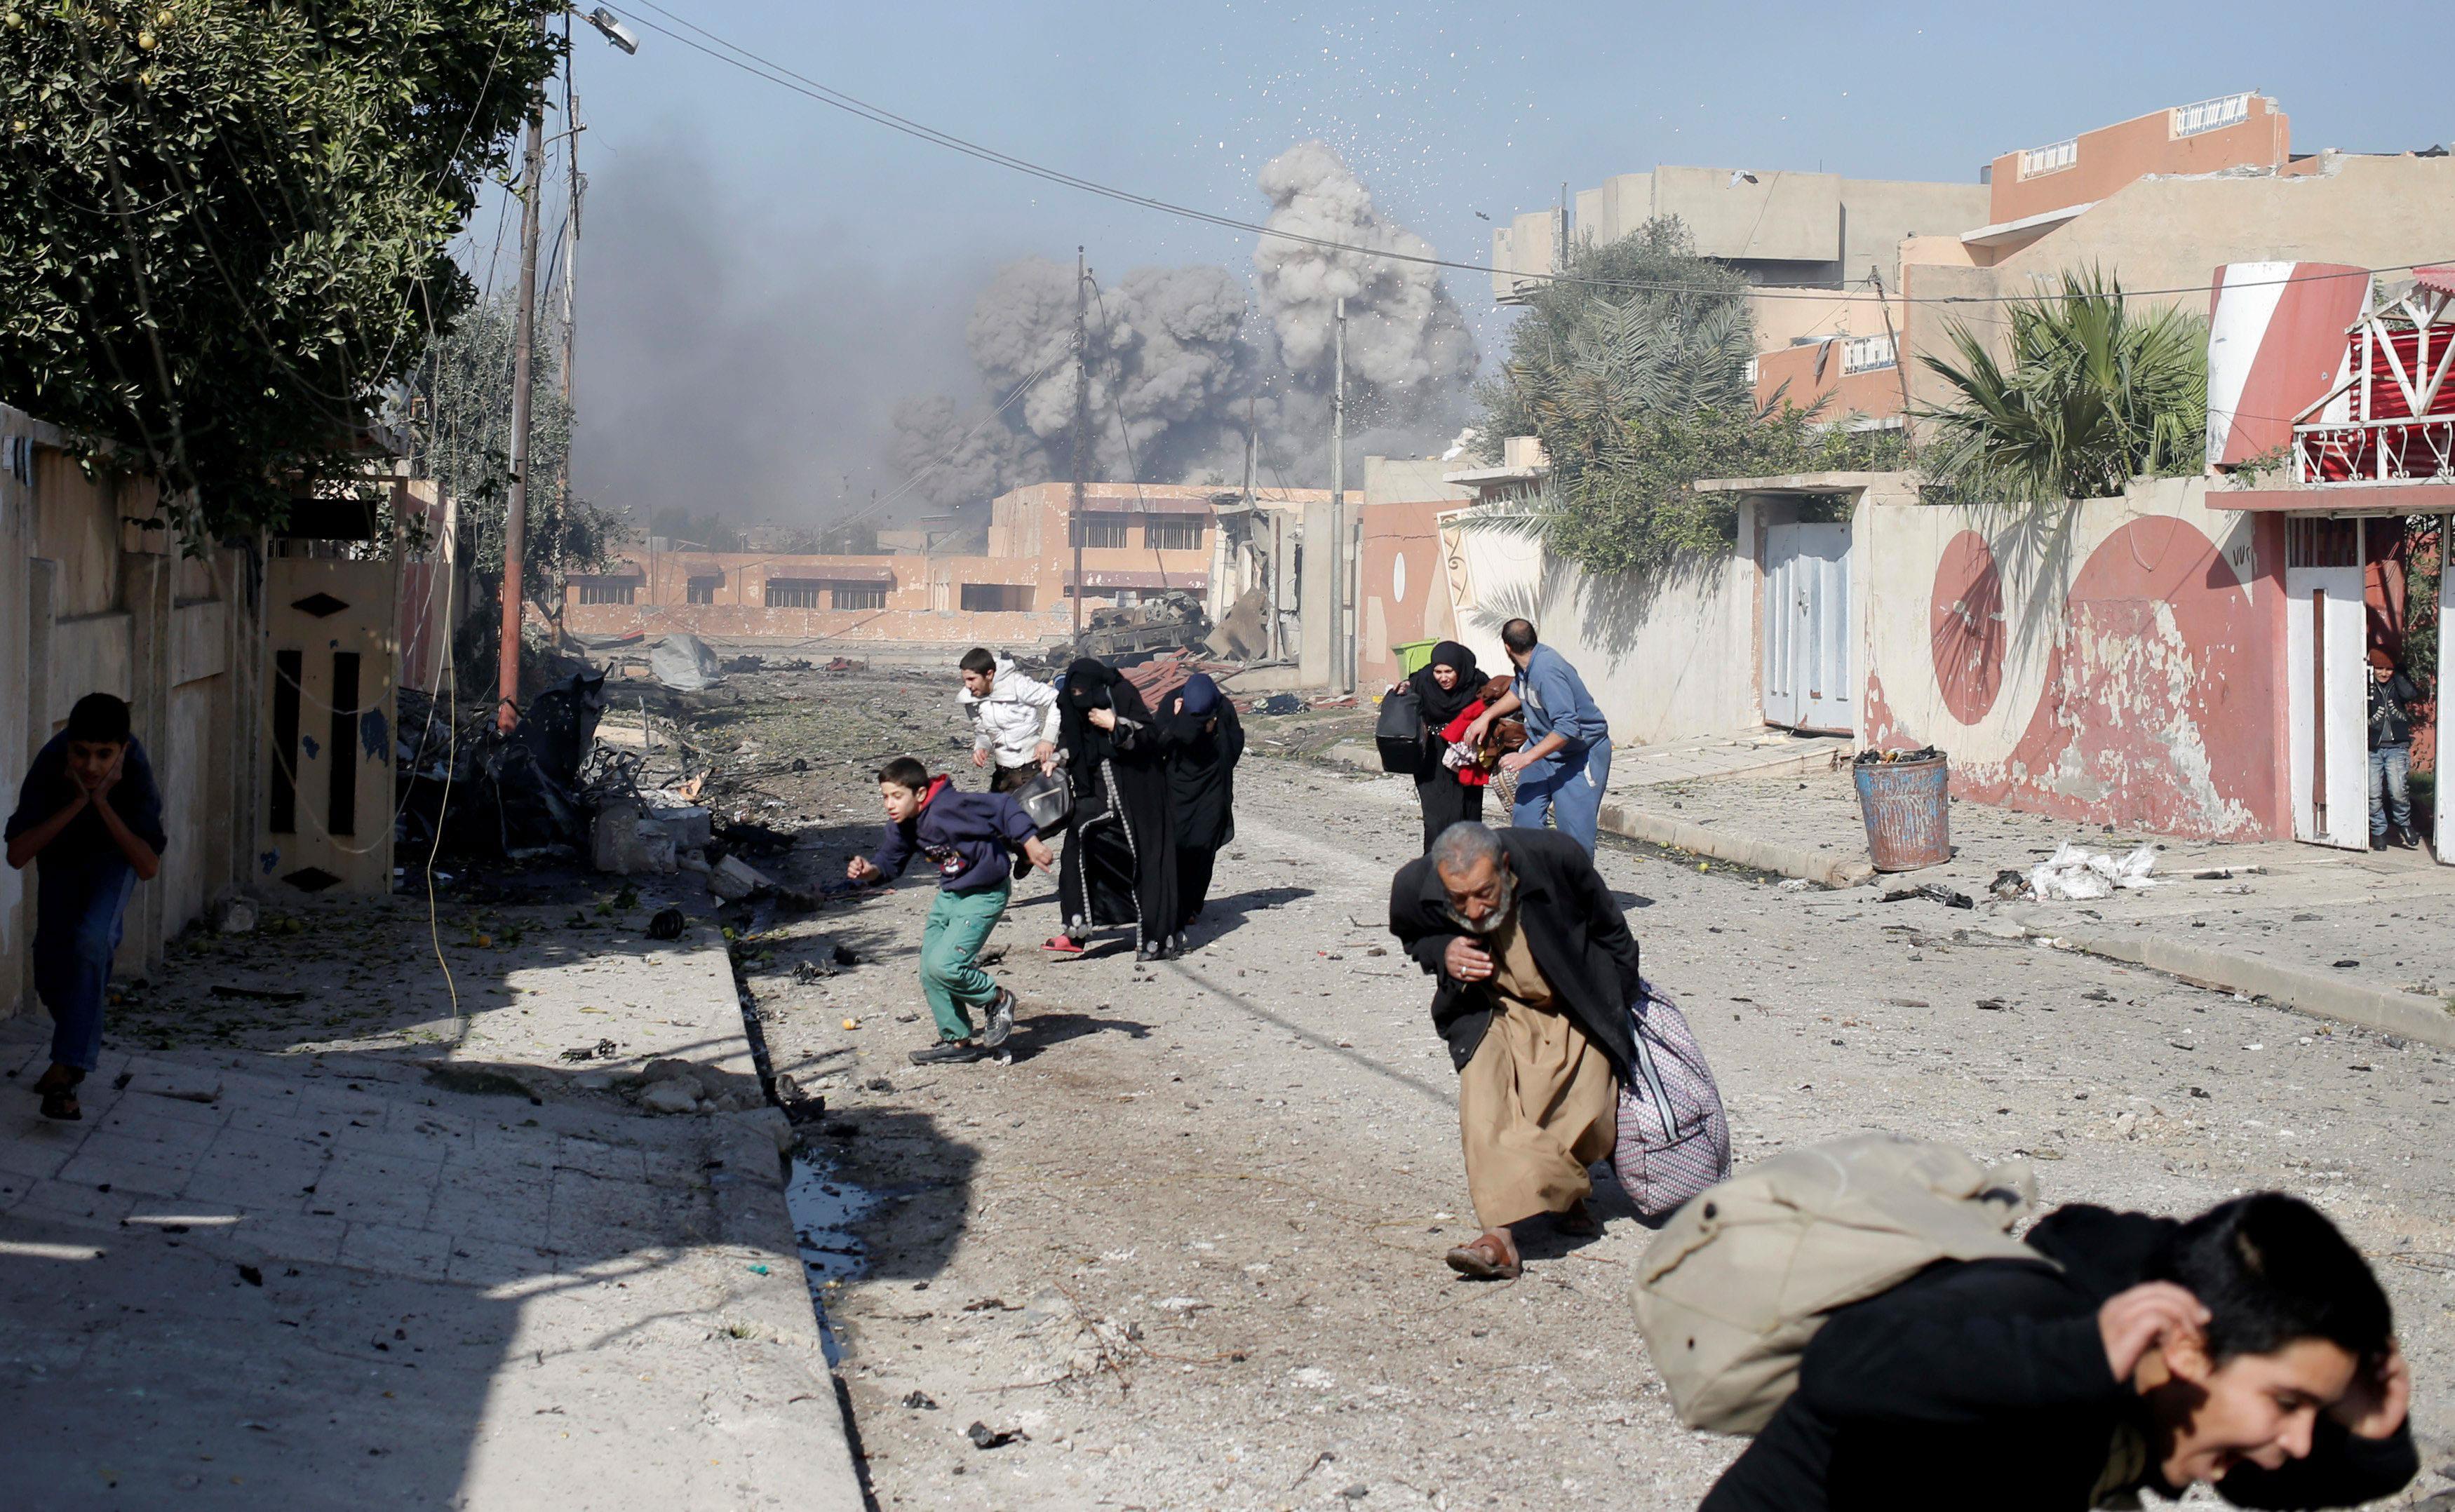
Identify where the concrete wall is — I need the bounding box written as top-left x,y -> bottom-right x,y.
1985,92 -> 2287,226
1355,501 -> 1458,689
1853,474 -> 2288,839
1752,339 -> 1907,424
398,478 -> 463,692
1438,514 -> 1756,746
1502,168 -> 1988,298
1752,288 -> 1906,354
570,482 -> 1336,647
1,404 -> 260,1016
1356,457 -> 1474,689
565,546 -> 1075,646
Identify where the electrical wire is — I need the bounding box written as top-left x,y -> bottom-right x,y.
624,1 -> 2454,309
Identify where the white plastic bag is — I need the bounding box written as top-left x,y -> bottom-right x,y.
2028,842 -> 2160,901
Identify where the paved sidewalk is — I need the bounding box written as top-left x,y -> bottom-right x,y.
0,905 -> 862,1511
1625,766 -> 2455,1049
1603,728 -> 1851,792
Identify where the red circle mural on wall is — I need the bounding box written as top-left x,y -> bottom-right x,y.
1930,529 -> 2006,724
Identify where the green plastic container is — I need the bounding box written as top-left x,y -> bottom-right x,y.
1395,639 -> 1441,676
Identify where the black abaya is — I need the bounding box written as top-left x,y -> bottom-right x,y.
1415,770 -> 1486,852
1406,640 -> 1487,853
1159,677 -> 1244,930
1056,660 -> 1178,953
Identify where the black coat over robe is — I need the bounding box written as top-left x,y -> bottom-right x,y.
1056,660 -> 1177,951
1387,828 -> 1638,1079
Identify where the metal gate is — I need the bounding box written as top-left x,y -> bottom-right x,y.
1763,520 -> 1852,734
260,556 -> 397,893
2284,517 -> 2367,849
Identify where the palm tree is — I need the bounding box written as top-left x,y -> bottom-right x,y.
1916,271 -> 2207,503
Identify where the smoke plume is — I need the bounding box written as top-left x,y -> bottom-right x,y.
568,140 -> 986,525
889,140 -> 1479,511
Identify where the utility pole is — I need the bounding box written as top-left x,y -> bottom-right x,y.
551,25 -> 582,633
1330,295 -> 1347,694
497,21 -> 546,733
1070,246 -> 1089,641
1870,264 -> 1916,462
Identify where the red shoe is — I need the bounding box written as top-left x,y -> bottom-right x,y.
1041,934 -> 1085,956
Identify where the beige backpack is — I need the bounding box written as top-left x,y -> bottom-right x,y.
1632,1133 -> 2045,1435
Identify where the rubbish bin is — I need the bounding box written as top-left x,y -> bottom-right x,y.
1395,639 -> 1441,676
1853,751 -> 1951,872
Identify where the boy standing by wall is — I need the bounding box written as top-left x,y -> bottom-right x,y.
847,756 -> 1051,1066
6,693 -> 166,1121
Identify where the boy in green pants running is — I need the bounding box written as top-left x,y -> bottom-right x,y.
847,755 -> 1054,1065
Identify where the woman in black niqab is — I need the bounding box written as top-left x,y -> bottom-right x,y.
1051,658 -> 1179,961
1158,673 -> 1243,950
1404,640 -> 1487,852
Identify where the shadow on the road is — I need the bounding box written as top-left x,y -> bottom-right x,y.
1004,1010 -> 1152,1064
805,1107 -> 981,1287
1611,890 -> 1655,911
1187,886 -> 1315,946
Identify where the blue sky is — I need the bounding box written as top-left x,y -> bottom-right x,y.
532,0 -> 2454,519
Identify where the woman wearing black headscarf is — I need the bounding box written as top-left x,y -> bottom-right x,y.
1158,673 -> 1244,951
1049,658 -> 1179,961
1400,640 -> 1488,852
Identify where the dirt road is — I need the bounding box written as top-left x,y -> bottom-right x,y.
711,670 -> 2454,1510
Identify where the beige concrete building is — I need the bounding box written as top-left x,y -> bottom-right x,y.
1900,150 -> 2455,422
565,482 -> 1332,652
1491,167 -> 1985,353
1491,92 -> 2455,438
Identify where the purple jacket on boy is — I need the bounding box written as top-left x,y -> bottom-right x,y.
859,777 -> 1037,894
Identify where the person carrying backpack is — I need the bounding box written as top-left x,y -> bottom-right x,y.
1691,1176 -> 2414,1511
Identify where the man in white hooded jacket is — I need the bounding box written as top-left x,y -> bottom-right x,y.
957,647 -> 1060,794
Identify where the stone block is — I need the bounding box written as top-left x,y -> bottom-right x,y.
706,853 -> 773,902
642,803 -> 713,851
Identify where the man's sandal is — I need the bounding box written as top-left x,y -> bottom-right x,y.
1444,1232 -> 1521,1280
32,1065 -> 83,1119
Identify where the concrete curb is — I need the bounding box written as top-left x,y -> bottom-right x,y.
1599,801 -> 1876,889
2017,919 -> 2455,1053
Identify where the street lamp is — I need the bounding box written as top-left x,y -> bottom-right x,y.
586,7 -> 639,54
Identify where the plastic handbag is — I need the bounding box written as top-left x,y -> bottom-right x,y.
1613,977 -> 1733,1220
1375,687 -> 1424,774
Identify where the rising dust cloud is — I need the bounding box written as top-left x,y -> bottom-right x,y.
575,140 -> 1481,526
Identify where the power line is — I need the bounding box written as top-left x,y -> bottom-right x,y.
624,1 -> 2453,309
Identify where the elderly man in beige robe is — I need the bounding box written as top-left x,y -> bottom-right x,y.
1388,822 -> 1639,1278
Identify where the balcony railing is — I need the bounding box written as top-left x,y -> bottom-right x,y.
1841,335 -> 1897,374
2294,414 -> 2455,485
2171,93 -> 2251,139
2017,139 -> 2077,179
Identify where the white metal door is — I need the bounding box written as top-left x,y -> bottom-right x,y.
2284,518 -> 2367,849
2440,511 -> 2454,863
1763,521 -> 1852,734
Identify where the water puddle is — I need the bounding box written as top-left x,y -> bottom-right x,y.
783,1149 -> 880,1365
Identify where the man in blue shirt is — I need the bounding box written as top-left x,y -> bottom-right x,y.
6,693 -> 166,1120
1465,619 -> 1613,852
